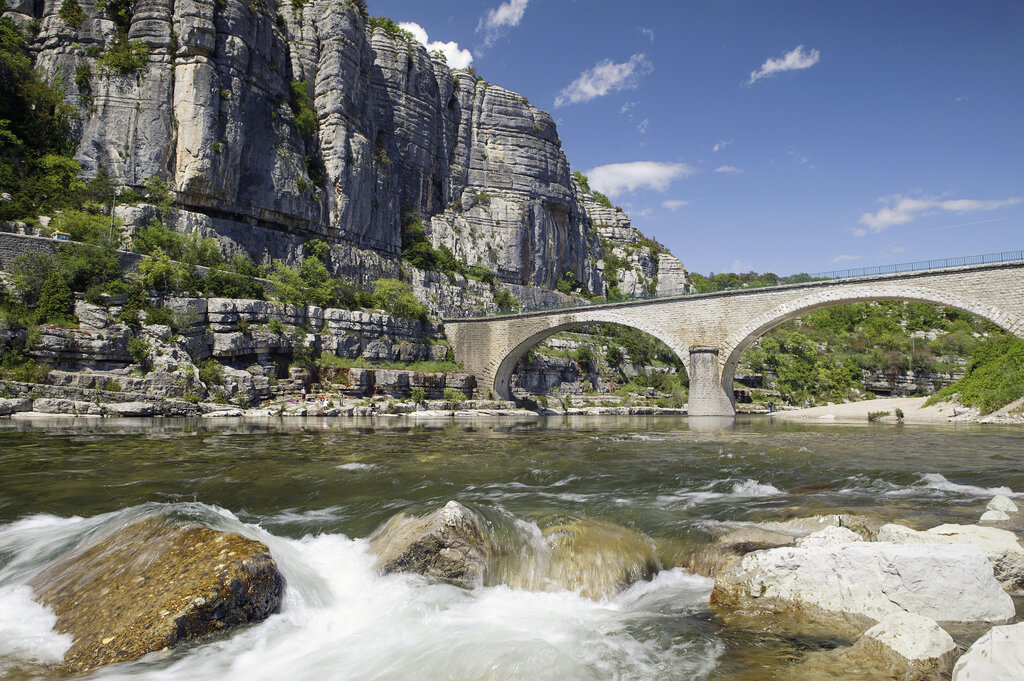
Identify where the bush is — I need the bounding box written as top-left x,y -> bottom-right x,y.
372,278 -> 428,321
59,0 -> 86,27
36,272 -> 75,324
198,358 -> 224,386
493,287 -> 519,313
443,388 -> 466,404
127,336 -> 150,369
411,387 -> 425,404
97,38 -> 149,74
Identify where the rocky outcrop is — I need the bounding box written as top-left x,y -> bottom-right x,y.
29,517 -> 284,672
952,621 -> 1024,681
710,542 -> 1015,634
877,523 -> 1024,591
3,0 -> 692,296
368,500 -> 492,589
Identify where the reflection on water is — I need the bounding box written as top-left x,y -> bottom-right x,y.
0,415 -> 1022,680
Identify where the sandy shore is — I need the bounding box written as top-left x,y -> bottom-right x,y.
770,396 -> 976,424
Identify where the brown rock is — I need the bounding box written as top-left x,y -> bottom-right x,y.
30,517 -> 284,672
369,501 -> 492,588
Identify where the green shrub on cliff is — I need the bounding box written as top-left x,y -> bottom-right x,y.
371,278 -> 428,321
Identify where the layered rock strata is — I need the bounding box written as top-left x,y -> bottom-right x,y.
4,0 -> 690,296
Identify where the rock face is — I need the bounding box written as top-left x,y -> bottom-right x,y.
369,500 -> 492,589
952,621 -> 1024,681
710,542 -> 1015,631
29,517 -> 285,672
877,523 -> 1024,591
6,0 -> 688,295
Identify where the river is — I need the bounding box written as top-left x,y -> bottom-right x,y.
1,415 -> 1022,680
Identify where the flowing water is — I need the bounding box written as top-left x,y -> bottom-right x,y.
1,415 -> 1022,681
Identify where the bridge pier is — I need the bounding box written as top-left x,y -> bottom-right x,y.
687,347 -> 736,417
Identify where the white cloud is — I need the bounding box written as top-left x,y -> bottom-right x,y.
555,54 -> 653,108
859,194 -> 1022,233
748,45 -> 820,85
636,207 -> 653,218
639,27 -> 655,43
713,139 -> 732,153
619,101 -> 638,115
715,165 -> 742,174
831,254 -> 861,264
786,148 -> 814,168
637,118 -> 649,134
586,161 -> 696,198
662,200 -> 689,211
731,259 -> 753,273
477,0 -> 529,46
400,22 -> 473,69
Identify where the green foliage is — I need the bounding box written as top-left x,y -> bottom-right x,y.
138,247 -> 182,293
429,49 -> 446,63
95,0 -> 133,32
143,175 -> 173,212
51,209 -> 110,242
372,278 -> 428,321
443,387 -> 466,404
572,171 -> 591,192
493,287 -> 519,313
289,80 -> 317,139
690,270 -> 819,293
127,336 -> 150,369
59,0 -> 86,28
97,38 -> 149,74
411,387 -> 425,403
198,358 -> 225,386
591,190 -> 613,209
1,18 -> 76,221
400,207 -> 470,278
268,317 -> 285,334
36,272 -> 75,324
369,16 -> 415,41
467,263 -> 495,285
867,410 -> 890,422
927,335 -> 1024,414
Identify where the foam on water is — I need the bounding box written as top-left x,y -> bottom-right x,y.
656,478 -> 782,508
0,584 -> 73,664
1,505 -> 722,681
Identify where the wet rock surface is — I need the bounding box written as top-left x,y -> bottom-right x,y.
29,517 -> 284,672
369,500 -> 492,589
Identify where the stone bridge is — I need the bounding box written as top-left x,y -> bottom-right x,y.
443,260 -> 1024,416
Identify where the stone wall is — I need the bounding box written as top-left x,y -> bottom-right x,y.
0,232 -> 144,272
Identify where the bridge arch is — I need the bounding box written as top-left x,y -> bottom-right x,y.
490,312 -> 689,401
719,283 -> 1024,399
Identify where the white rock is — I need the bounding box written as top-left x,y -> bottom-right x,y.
860,611 -> 955,662
981,510 -> 1011,522
877,523 -> 1024,591
987,495 -> 1019,513
711,542 -> 1015,626
952,621 -> 1024,680
795,526 -> 864,548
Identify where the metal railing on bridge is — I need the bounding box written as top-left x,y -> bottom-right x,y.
445,249 -> 1024,319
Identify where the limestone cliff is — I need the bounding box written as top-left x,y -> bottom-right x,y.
6,0 -> 688,296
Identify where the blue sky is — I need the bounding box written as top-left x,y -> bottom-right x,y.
368,0 -> 1023,276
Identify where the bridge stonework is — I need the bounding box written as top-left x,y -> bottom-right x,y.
443,262 -> 1024,416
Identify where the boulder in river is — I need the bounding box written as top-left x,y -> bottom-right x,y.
710,542 -> 1014,635
788,612 -> 956,681
687,514 -> 873,578
952,621 -> 1024,680
29,517 -> 285,672
536,516 -> 661,599
369,501 -> 492,589
877,523 -> 1024,591
986,495 -> 1018,514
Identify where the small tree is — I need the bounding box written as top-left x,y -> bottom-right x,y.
37,273 -> 74,324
